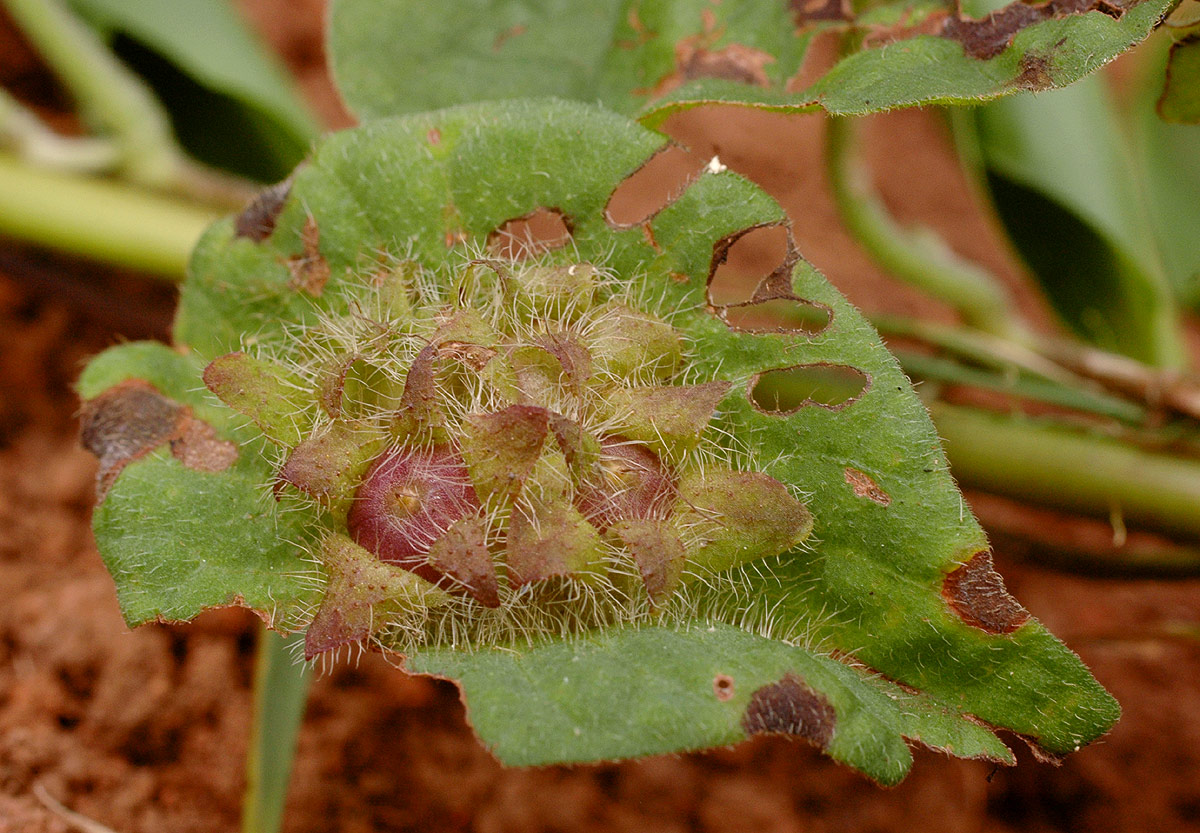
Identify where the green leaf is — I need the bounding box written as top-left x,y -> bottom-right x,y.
963,73 -> 1186,368
78,341 -> 317,627
68,0 -> 320,180
1158,0 -> 1200,123
1161,35 -> 1200,122
329,0 -> 1172,122
410,624 -> 1015,782
86,100 -> 1116,780
1132,36 -> 1200,307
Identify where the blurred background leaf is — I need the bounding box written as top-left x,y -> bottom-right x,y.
67,0 -> 321,181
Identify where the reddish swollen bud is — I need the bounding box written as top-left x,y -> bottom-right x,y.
347,445 -> 481,581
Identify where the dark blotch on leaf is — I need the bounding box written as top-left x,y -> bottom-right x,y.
284,216 -> 331,296
674,41 -> 774,88
844,467 -> 891,506
80,380 -> 236,501
741,673 -> 837,749
713,673 -> 736,702
170,417 -> 238,473
943,551 -> 1030,634
942,0 -> 1131,60
790,0 -> 851,24
1013,53 -> 1054,90
234,178 -> 292,242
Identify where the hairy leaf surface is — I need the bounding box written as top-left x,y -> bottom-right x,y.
82,100 -> 1116,779
330,0 -> 1173,122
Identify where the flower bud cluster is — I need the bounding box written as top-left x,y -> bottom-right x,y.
203,253 -> 812,657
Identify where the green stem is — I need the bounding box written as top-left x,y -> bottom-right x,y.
0,152 -> 214,278
872,313 -> 1081,385
244,627 -> 311,833
826,116 -> 1026,341
1,0 -> 182,186
895,350 -> 1148,424
0,87 -> 120,172
931,402 -> 1200,540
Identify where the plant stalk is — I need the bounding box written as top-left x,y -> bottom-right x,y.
826,115 -> 1027,341
1,0 -> 181,186
243,627 -> 311,833
0,152 -> 215,278
931,402 -> 1200,540
0,87 -> 120,172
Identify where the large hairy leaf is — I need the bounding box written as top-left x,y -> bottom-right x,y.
330,0 -> 1173,122
81,100 -> 1116,781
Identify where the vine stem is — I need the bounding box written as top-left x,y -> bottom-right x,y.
243,627 -> 311,833
1,0 -> 180,186
0,88 -> 120,172
825,115 -> 1028,341
0,152 -> 215,278
931,402 -> 1200,540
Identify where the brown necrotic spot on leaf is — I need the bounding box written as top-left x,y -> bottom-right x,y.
1012,52 -> 1055,90
708,225 -> 831,335
713,673 -> 736,702
749,363 -> 870,414
646,28 -> 776,99
234,178 -> 292,242
605,143 -> 708,229
492,23 -> 527,51
741,673 -> 836,749
170,416 -> 237,473
942,550 -> 1030,634
284,216 -> 331,296
790,0 -> 852,24
80,381 -> 236,501
676,41 -> 775,86
81,381 -> 182,500
942,0 -> 1132,60
488,207 -> 573,260
844,467 -> 891,506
